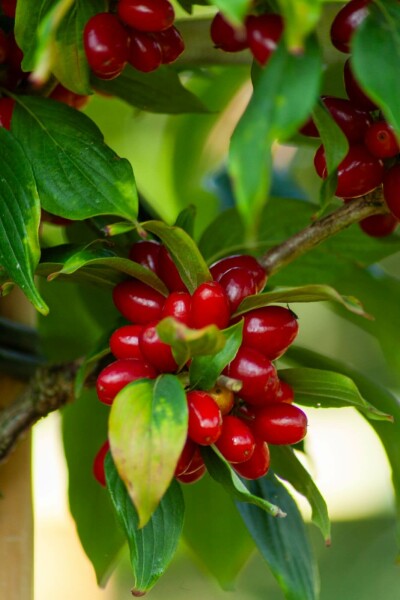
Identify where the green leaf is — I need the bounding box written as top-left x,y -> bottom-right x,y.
74,324 -> 115,398
109,375 -> 188,527
62,389 -> 125,586
278,367 -> 393,421
352,1 -> 400,136
202,446 -> 285,517
0,128 -> 48,314
269,445 -> 330,543
174,205 -> 196,238
11,96 -> 138,222
157,317 -> 226,370
142,220 -> 211,293
229,36 -> 321,238
233,284 -> 368,319
15,0 -> 59,71
105,455 -> 184,595
189,320 -> 243,390
277,0 -> 322,51
92,66 -> 209,114
237,472 -> 319,600
208,0 -> 252,23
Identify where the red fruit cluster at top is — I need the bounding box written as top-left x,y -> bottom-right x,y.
83,1 -> 184,80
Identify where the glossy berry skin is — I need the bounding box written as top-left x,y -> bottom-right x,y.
129,239 -> 161,273
118,0 -> 175,32
215,416 -> 255,463
96,358 -> 157,404
314,144 -> 384,199
152,26 -> 185,64
242,306 -> 299,361
186,390 -> 222,445
219,267 -> 257,313
113,279 -> 165,324
359,214 -> 398,238
0,97 -> 15,129
364,121 -> 400,159
83,13 -> 130,79
301,96 -> 371,143
343,59 -> 377,111
233,439 -> 270,480
210,254 -> 267,292
276,380 -> 294,404
109,324 -> 144,360
191,281 -> 231,330
174,437 -> 197,476
210,12 -> 248,53
252,403 -> 307,445
224,347 -> 279,406
139,322 -> 178,372
330,0 -> 371,53
246,13 -> 284,66
182,446 -> 204,475
208,384 -> 234,415
50,84 -> 89,110
161,291 -> 192,325
93,440 -> 110,487
158,245 -> 187,292
176,463 -> 206,484
128,31 -> 162,72
383,164 -> 400,221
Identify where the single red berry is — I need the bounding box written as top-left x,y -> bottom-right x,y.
314,144 -> 384,199
139,321 -> 178,372
301,96 -> 371,143
343,59 -> 377,111
186,390 -> 222,445
210,254 -> 267,292
176,463 -> 206,484
383,164 -> 400,221
40,210 -> 73,227
1,0 -> 16,17
218,267 -> 257,313
245,13 -> 284,66
242,306 -> 299,361
233,439 -> 270,480
183,446 -> 204,475
174,437 -> 197,476
207,384 -> 234,416
83,13 -> 130,79
129,239 -> 161,273
364,121 -> 400,159
0,30 -> 10,64
96,358 -> 157,404
215,415 -> 255,463
210,12 -> 248,53
118,0 -> 174,32
93,440 -> 110,487
275,380 -> 294,404
224,347 -> 279,406
151,26 -> 185,64
109,324 -> 145,360
359,213 -> 398,237
251,403 -> 308,445
50,84 -> 89,110
0,97 -> 14,129
113,279 -> 165,324
330,0 -> 371,53
157,245 -> 187,292
191,281 -> 231,329
161,291 -> 192,325
128,30 -> 163,72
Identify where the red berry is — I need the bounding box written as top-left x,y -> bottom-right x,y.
224,347 -> 279,406
93,440 -> 110,487
301,96 -> 371,143
314,144 -> 384,199
219,267 -> 257,313
49,84 -> 89,110
174,437 -> 197,476
186,390 -> 222,445
161,291 -> 192,325
210,12 -> 248,53
158,245 -> 187,292
110,324 -> 145,360
183,446 -> 205,475
364,121 -> 400,159
191,281 -> 231,329
0,30 -> 10,64
242,306 -> 299,361
210,254 -> 267,292
359,213 -> 398,237
118,0 -> 174,32
207,384 -> 234,416
40,210 -> 73,227
176,463 -> 206,484
246,13 -> 284,66
276,380 -> 294,404
233,439 -> 270,480
330,0 -> 371,53
129,239 -> 161,273
215,415 -> 255,463
343,59 -> 377,111
383,164 -> 400,221
96,358 -> 157,404
1,0 -> 16,18
83,13 -> 130,79
151,26 -> 185,64
113,279 -> 165,324
251,403 -> 307,445
0,97 -> 14,129
128,30 -> 163,72
139,321 -> 178,372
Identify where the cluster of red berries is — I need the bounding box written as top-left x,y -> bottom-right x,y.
93,240 -> 307,487
210,10 -> 283,67
303,0 -> 400,238
83,0 -> 184,79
